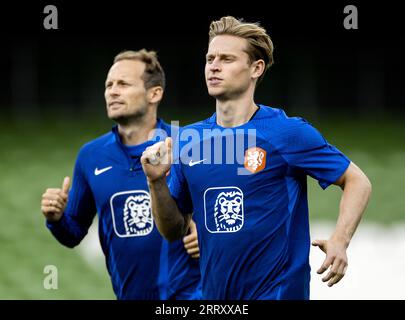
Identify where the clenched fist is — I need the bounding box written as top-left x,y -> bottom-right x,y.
141,137 -> 173,182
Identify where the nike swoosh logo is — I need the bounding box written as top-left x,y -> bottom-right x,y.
189,159 -> 206,167
94,166 -> 113,175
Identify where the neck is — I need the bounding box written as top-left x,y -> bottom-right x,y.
117,110 -> 157,146
216,96 -> 258,128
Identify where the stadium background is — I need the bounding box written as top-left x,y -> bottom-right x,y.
0,2 -> 404,299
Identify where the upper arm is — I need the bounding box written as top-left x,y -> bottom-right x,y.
333,161 -> 371,190
333,162 -> 352,189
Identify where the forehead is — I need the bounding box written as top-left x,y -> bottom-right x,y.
106,59 -> 145,80
207,35 -> 248,56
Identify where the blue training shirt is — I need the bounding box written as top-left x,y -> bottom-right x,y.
169,105 -> 350,300
47,119 -> 201,300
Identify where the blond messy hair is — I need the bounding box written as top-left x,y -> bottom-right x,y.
114,49 -> 166,90
209,16 -> 274,84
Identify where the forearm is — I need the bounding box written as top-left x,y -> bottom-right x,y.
46,213 -> 89,248
46,195 -> 95,248
148,177 -> 190,241
332,175 -> 372,247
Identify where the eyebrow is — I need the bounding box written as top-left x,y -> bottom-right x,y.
105,79 -> 131,86
206,53 -> 237,59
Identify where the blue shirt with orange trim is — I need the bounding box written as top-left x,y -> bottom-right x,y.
169,105 -> 350,300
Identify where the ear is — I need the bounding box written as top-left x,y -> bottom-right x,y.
251,59 -> 265,80
147,86 -> 164,104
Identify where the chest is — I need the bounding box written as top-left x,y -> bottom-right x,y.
182,140 -> 288,193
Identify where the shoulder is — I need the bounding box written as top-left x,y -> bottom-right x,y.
256,105 -> 304,127
157,119 -> 179,138
179,115 -> 214,133
256,105 -> 327,152
256,104 -> 318,132
77,131 -> 115,160
170,117 -> 214,159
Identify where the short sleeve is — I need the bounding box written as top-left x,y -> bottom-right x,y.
280,119 -> 351,189
168,162 -> 194,214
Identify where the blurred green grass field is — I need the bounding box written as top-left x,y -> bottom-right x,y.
0,115 -> 404,299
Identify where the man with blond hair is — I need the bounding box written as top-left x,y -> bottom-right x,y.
41,49 -> 201,300
141,17 -> 372,299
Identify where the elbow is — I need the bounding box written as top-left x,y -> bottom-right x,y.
49,230 -> 83,249
61,239 -> 81,249
161,226 -> 185,242
364,175 -> 372,199
354,170 -> 372,202
55,233 -> 85,248
163,233 -> 182,242
352,163 -> 372,198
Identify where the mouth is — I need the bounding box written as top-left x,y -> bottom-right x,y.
207,77 -> 223,85
108,101 -> 125,109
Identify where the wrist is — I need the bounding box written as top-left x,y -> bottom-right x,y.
46,212 -> 65,226
147,176 -> 167,186
330,232 -> 350,248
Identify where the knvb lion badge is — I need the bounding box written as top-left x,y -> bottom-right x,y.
244,147 -> 266,173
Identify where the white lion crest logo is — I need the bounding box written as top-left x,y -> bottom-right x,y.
123,194 -> 153,236
246,150 -> 264,171
214,190 -> 244,232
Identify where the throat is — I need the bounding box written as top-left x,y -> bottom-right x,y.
216,102 -> 259,127
118,119 -> 157,146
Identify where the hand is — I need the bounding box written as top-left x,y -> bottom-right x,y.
312,237 -> 348,287
141,137 -> 172,182
41,176 -> 70,222
183,219 -> 199,259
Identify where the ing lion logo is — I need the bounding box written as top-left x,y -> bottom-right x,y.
213,190 -> 244,232
244,147 -> 266,173
122,194 -> 153,236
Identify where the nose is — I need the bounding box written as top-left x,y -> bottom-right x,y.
209,57 -> 221,72
107,83 -> 120,97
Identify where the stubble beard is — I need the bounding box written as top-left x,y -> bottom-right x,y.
109,106 -> 148,126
